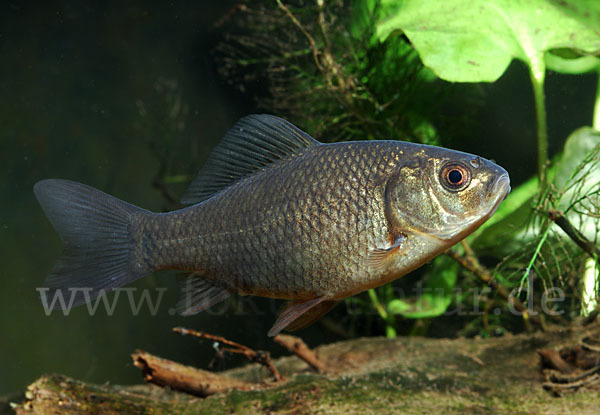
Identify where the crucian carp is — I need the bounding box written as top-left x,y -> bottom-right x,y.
34,114 -> 510,336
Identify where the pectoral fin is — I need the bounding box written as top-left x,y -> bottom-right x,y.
268,297 -> 336,337
367,234 -> 405,270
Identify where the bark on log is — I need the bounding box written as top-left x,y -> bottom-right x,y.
11,322 -> 600,415
132,350 -> 255,397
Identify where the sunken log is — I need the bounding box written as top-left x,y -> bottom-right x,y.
11,321 -> 600,415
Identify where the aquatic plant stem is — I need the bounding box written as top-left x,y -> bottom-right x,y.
594,68 -> 600,131
446,241 -> 545,328
368,289 -> 397,338
549,205 -> 600,317
530,58 -> 548,191
276,0 -> 323,74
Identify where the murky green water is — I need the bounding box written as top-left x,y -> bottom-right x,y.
0,0 -> 596,398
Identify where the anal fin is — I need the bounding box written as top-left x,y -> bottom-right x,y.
268,297 -> 335,337
176,274 -> 230,316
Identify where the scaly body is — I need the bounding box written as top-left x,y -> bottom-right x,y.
35,115 -> 510,335
134,142 -> 396,299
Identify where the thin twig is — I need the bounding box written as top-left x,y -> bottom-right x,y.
581,335 -> 600,352
173,327 -> 282,382
214,1 -> 246,29
542,373 -> 600,394
547,208 -> 600,258
446,241 -> 545,328
548,364 -> 600,384
276,0 -> 323,73
274,334 -> 325,373
276,0 -> 370,126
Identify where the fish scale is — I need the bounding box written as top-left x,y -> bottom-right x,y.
137,143 -> 392,298
34,114 -> 510,336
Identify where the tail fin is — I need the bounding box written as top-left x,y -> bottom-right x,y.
34,179 -> 151,309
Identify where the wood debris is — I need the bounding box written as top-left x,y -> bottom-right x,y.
132,350 -> 254,397
274,334 -> 326,373
173,327 -> 282,381
538,332 -> 600,395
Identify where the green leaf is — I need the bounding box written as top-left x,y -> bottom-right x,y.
376,0 -> 600,82
387,298 -> 412,314
554,127 -> 600,244
469,190 -> 538,256
545,50 -> 600,75
553,127 -> 600,191
351,0 -> 379,41
388,256 -> 458,318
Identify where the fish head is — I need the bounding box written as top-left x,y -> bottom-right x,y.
385,146 -> 510,245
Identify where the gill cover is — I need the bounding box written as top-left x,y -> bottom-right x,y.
385,152 -> 508,241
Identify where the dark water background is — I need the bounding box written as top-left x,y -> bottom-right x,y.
0,1 -> 596,396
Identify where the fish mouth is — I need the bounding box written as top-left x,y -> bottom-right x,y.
463,173 -> 510,234
489,174 -> 511,214
494,174 -> 511,200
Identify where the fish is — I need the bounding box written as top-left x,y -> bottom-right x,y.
34,114 -> 510,336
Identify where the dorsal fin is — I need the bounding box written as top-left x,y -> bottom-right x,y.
181,114 -> 320,204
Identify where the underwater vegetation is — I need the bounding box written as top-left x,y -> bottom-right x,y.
4,1 -> 600,413
191,0 -> 600,338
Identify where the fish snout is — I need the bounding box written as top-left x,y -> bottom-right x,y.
493,174 -> 511,200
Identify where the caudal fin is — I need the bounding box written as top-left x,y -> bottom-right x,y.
34,179 -> 151,310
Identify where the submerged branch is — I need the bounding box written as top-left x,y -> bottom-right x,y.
173,327 -> 282,382
274,334 -> 326,373
539,333 -> 600,396
537,349 -> 575,374
132,350 -> 254,397
547,208 -> 600,258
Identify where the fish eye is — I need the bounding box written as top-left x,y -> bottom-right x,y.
439,162 -> 471,192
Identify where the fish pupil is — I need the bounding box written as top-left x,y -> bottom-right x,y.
448,169 -> 463,184
439,161 -> 471,192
